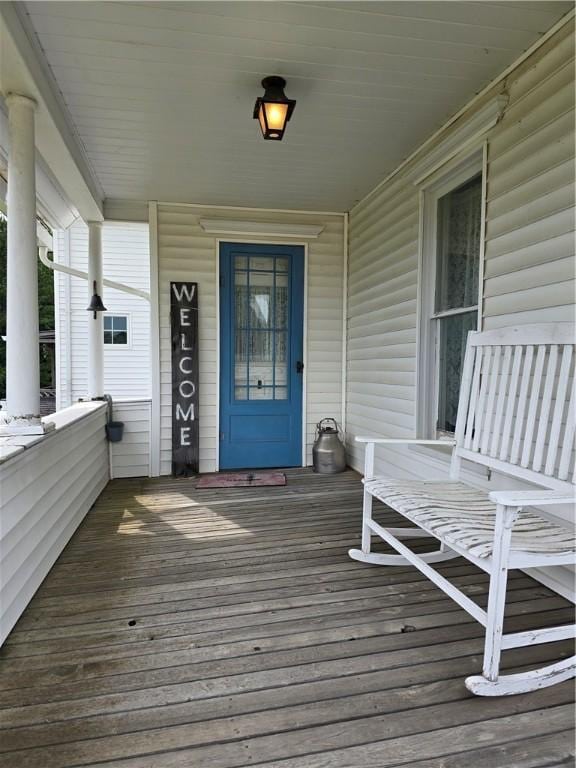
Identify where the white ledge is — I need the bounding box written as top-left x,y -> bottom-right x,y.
199,218 -> 325,239
0,401 -> 106,465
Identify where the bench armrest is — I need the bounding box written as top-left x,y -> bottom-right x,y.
355,437 -> 456,446
490,490 -> 575,508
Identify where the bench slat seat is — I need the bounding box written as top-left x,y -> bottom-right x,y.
364,479 -> 575,560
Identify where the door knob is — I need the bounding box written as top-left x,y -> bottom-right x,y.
296,361 -> 304,374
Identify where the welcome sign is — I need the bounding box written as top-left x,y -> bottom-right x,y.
170,282 -> 199,476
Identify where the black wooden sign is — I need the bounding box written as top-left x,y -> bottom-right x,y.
171,282 -> 199,476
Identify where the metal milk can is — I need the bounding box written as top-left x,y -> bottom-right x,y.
312,418 -> 346,474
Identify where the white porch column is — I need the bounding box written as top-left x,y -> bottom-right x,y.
2,94 -> 46,434
87,220 -> 104,399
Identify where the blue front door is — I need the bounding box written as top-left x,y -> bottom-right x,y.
219,243 -> 304,469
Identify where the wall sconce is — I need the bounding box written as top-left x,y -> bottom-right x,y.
253,76 -> 296,141
87,281 -> 107,319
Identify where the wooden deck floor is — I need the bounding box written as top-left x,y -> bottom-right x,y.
0,469 -> 574,767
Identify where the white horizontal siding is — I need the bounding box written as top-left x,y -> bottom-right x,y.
345,20 -> 575,598
110,399 -> 151,479
483,22 -> 575,330
54,220 -> 151,406
0,403 -> 108,646
157,204 -> 344,475
347,176 -> 420,473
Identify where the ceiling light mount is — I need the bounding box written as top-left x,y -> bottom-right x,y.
253,76 -> 296,141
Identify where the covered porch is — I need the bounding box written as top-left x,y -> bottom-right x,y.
0,469 -> 574,767
0,1 -> 575,762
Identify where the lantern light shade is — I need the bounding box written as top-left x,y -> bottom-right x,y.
87,281 -> 107,319
253,76 -> 296,141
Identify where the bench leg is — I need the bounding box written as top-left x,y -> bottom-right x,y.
361,489 -> 373,554
466,504 -> 519,695
361,443 -> 375,555
483,504 -> 518,681
463,503 -> 575,696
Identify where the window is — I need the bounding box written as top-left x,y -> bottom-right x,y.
418,157 -> 483,437
104,315 -> 129,346
435,174 -> 481,432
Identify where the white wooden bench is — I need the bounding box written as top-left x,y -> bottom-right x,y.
349,323 -> 575,696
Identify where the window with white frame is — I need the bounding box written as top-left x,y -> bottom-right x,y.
104,315 -> 129,346
418,156 -> 483,437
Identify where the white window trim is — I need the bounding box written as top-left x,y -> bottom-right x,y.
103,312 -> 132,349
416,149 -> 485,439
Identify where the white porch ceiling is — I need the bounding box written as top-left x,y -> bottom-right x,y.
23,1 -> 572,212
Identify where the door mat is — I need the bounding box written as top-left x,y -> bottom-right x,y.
196,472 -> 287,489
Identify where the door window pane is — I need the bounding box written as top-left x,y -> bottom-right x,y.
235,329 -> 249,399
437,311 -> 477,433
249,256 -> 274,271
234,272 -> 248,328
436,174 -> 481,313
249,272 -> 273,329
250,330 -> 273,363
275,273 -> 289,329
274,331 -> 288,393
233,254 -> 291,401
250,387 -> 275,400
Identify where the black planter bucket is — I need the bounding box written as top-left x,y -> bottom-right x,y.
106,421 -> 124,443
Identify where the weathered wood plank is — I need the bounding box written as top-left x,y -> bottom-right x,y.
14,564 -> 503,629
4,586 -> 562,663
0,601 -> 560,705
245,706 -> 576,768
0,651 -> 572,767
0,644 -> 570,759
387,730 -> 576,768
0,609 -> 572,730
48,699 -> 575,768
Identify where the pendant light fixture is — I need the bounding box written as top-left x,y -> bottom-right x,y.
253,76 -> 296,141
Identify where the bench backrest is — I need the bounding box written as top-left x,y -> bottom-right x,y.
451,323 -> 575,492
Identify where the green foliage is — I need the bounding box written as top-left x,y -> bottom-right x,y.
38,252 -> 55,389
0,217 -> 55,398
38,256 -> 55,333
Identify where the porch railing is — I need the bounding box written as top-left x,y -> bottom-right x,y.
0,401 -> 109,645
